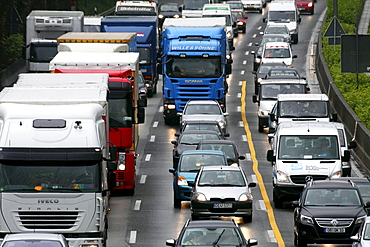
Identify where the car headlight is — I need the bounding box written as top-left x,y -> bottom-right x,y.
290,29 -> 296,34
330,170 -> 341,179
158,14 -> 164,19
226,31 -> 232,39
285,61 -> 293,66
341,161 -> 350,168
218,121 -> 225,129
308,2 -> 313,7
226,54 -> 232,60
300,214 -> 314,224
230,163 -> 239,167
173,14 -> 180,18
237,21 -> 244,26
177,176 -> 188,186
257,77 -> 263,83
164,104 -> 176,110
239,193 -> 253,201
255,58 -> 261,63
195,193 -> 207,201
276,170 -> 289,183
355,215 -> 366,224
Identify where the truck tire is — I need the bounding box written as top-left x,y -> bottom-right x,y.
273,191 -> 283,209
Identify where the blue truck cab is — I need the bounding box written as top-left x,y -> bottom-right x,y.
101,16 -> 159,97
158,19 -> 232,125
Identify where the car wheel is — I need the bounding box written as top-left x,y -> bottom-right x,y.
296,235 -> 307,247
259,8 -> 262,13
258,119 -> 264,133
310,9 -> 314,15
174,197 -> 182,208
242,27 -> 246,33
273,191 -> 283,209
243,214 -> 252,223
164,117 -> 173,125
191,213 -> 200,220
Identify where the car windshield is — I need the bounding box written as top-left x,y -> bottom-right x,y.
304,189 -> 361,206
257,64 -> 286,74
357,184 -> 370,197
278,101 -> 328,118
198,170 -> 246,186
179,154 -> 227,171
180,133 -> 221,145
278,135 -> 340,160
198,144 -> 236,159
232,11 -> 243,19
265,26 -> 289,35
180,227 -> 243,245
183,124 -> 222,135
263,48 -> 291,58
261,36 -> 286,45
269,11 -> 296,22
184,104 -> 221,115
260,84 -> 305,100
160,4 -> 178,12
2,240 -> 63,247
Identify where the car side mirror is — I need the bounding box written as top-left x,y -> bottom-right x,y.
169,168 -> 176,174
267,150 -> 275,162
252,95 -> 258,103
292,200 -> 299,208
171,140 -> 178,145
224,133 -> 230,138
238,155 -> 245,160
248,182 -> 257,188
331,113 -> 338,122
342,150 -> 350,162
293,55 -> 298,58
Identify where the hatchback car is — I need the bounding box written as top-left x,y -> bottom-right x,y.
166,219 -> 258,247
295,0 -> 314,15
179,100 -> 229,133
252,62 -> 287,94
180,120 -> 230,139
232,10 -> 248,33
293,179 -> 370,247
171,130 -> 222,168
190,166 -> 257,222
261,24 -> 291,43
252,34 -> 289,71
0,233 -> 68,247
196,140 -> 245,166
169,150 -> 229,207
264,67 -> 306,80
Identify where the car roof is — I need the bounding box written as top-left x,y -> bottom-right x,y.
307,179 -> 358,189
180,130 -> 221,135
335,177 -> 370,184
183,120 -> 220,125
187,219 -> 237,228
198,140 -> 235,145
186,100 -> 219,105
200,165 -> 241,171
3,233 -> 65,241
181,150 -> 225,156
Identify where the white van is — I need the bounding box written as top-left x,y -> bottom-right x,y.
202,4 -> 237,48
268,94 -> 338,133
263,0 -> 301,44
258,42 -> 297,66
266,121 -> 356,208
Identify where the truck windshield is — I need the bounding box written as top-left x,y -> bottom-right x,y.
183,0 -> 209,10
278,135 -> 339,160
29,43 -> 58,62
138,47 -> 151,64
269,11 -> 296,22
202,14 -> 231,26
279,101 -> 328,118
0,162 -> 101,192
166,56 -> 222,78
260,84 -> 306,100
109,98 -> 132,128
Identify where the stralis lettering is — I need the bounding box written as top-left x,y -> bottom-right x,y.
38,199 -> 59,203
185,80 -> 203,83
172,46 -> 217,51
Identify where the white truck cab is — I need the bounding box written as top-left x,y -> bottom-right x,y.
263,0 -> 301,44
267,121 -> 356,208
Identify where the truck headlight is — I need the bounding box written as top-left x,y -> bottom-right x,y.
276,170 -> 289,183
257,77 -> 263,83
117,152 -> 126,170
226,31 -> 232,39
300,214 -> 314,224
158,14 -> 164,19
164,104 -> 176,110
173,14 -> 180,18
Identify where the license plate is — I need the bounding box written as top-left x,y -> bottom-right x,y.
324,228 -> 345,233
298,8 -> 306,10
247,6 -> 255,8
213,203 -> 232,208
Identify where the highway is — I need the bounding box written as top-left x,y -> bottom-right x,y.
105,0 -> 332,246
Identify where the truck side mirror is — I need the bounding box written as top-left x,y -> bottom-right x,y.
331,113 -> 338,122
252,95 -> 258,103
342,150 -> 351,162
157,63 -> 162,75
267,150 -> 276,162
263,18 -> 266,23
108,171 -> 117,191
348,140 -> 357,149
137,107 -> 145,124
225,64 -> 232,75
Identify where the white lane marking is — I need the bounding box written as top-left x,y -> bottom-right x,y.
257,26 -> 262,30
150,135 -> 155,142
145,154 -> 151,161
239,121 -> 244,127
237,106 -> 241,112
153,121 -> 158,128
241,70 -> 245,75
242,135 -> 247,142
159,106 -> 164,112
243,61 -> 247,65
129,231 -> 137,244
245,51 -> 250,55
134,200 -> 141,210
140,175 -> 147,184
253,34 -> 257,38
267,230 -> 277,243
238,93 -> 241,98
239,81 -> 243,86
245,153 -> 251,161
259,200 -> 267,211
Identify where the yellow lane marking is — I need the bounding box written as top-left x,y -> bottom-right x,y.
240,80 -> 285,247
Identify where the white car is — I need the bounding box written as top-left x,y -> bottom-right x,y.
0,233 -> 68,247
241,0 -> 264,13
259,41 -> 297,66
179,100 -> 228,133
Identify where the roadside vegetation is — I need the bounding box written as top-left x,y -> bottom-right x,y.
322,0 -> 370,129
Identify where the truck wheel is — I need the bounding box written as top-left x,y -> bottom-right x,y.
296,235 -> 307,247
242,214 -> 252,223
273,191 -> 283,209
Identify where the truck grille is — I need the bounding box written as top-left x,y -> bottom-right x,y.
316,218 -> 353,228
18,211 -> 79,229
290,175 -> 328,184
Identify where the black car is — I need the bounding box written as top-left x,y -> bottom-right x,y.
158,3 -> 181,29
196,140 -> 245,166
293,178 -> 370,247
166,219 -> 258,247
180,120 -> 230,139
171,130 -> 222,168
337,177 -> 370,214
252,62 -> 287,94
